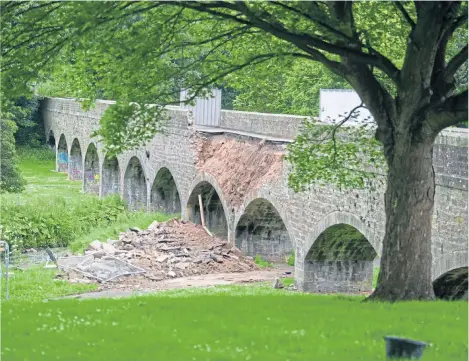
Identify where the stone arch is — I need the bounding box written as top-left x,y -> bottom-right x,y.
433,267 -> 468,300
432,250 -> 468,300
300,211 -> 379,293
150,167 -> 181,214
57,134 -> 68,173
84,143 -> 100,194
186,174 -> 229,238
102,154 -> 121,197
123,156 -> 147,211
69,138 -> 83,181
235,198 -> 292,262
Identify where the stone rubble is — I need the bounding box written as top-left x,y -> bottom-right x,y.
56,218 -> 258,287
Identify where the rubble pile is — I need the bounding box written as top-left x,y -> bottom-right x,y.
57,219 -> 258,287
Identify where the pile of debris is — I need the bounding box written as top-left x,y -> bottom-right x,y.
57,219 -> 258,288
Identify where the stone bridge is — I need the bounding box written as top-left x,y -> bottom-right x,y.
42,97 -> 468,296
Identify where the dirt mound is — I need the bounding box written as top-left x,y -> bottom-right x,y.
57,219 -> 259,290
195,135 -> 285,205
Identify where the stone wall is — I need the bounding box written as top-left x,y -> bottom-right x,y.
302,260 -> 374,293
220,110 -> 306,139
42,97 -> 468,294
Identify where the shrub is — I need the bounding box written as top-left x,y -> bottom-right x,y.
0,114 -> 26,193
0,195 -> 125,250
254,255 -> 273,268
286,250 -> 295,266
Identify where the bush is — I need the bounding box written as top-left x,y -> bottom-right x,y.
254,255 -> 273,268
0,195 -> 125,250
0,116 -> 26,193
286,250 -> 295,266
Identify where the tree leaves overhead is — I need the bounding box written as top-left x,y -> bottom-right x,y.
2,0 -> 467,173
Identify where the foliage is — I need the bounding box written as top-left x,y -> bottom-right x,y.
0,100 -> 26,193
286,110 -> 386,190
373,267 -> 380,289
286,250 -> 295,267
1,194 -> 126,250
254,255 -> 273,268
281,277 -> 295,287
0,148 -> 174,251
11,95 -> 45,147
225,57 -> 349,116
1,267 -> 97,303
3,291 -> 467,360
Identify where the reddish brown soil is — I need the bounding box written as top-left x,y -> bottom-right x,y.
195,135 -> 285,205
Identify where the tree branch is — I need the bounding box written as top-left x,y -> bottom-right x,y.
444,44 -> 468,81
394,2 -> 416,28
167,1 -> 400,84
427,90 -> 468,132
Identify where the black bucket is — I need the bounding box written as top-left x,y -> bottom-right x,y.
384,336 -> 428,359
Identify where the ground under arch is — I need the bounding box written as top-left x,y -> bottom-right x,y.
150,167 -> 181,214
84,143 -> 100,194
433,267 -> 468,300
69,138 -> 83,180
303,223 -> 378,293
235,198 -> 292,262
57,134 -> 68,173
102,155 -> 120,197
186,181 -> 228,238
123,157 -> 147,211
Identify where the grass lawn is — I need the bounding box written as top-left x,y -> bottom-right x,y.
2,148 -> 467,361
2,287 -> 467,361
1,267 -> 97,303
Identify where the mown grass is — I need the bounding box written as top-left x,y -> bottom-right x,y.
2,290 -> 467,361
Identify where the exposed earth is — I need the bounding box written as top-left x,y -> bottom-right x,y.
47,219 -> 294,298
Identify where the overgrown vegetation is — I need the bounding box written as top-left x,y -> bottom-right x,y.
1,193 -> 126,249
0,103 -> 26,193
0,148 -> 174,252
254,255 -> 273,268
3,290 -> 467,361
286,250 -> 295,266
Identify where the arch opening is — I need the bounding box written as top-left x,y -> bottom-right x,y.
151,168 -> 181,214
235,198 -> 291,262
69,138 -> 82,180
124,157 -> 147,211
303,224 -> 378,293
186,181 -> 228,238
433,267 -> 468,300
48,130 -> 56,151
84,144 -> 100,194
102,155 -> 120,197
57,134 -> 68,173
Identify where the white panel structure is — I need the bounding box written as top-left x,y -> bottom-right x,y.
319,89 -> 373,125
180,88 -> 221,127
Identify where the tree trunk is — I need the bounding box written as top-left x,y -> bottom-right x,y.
369,133 -> 437,301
